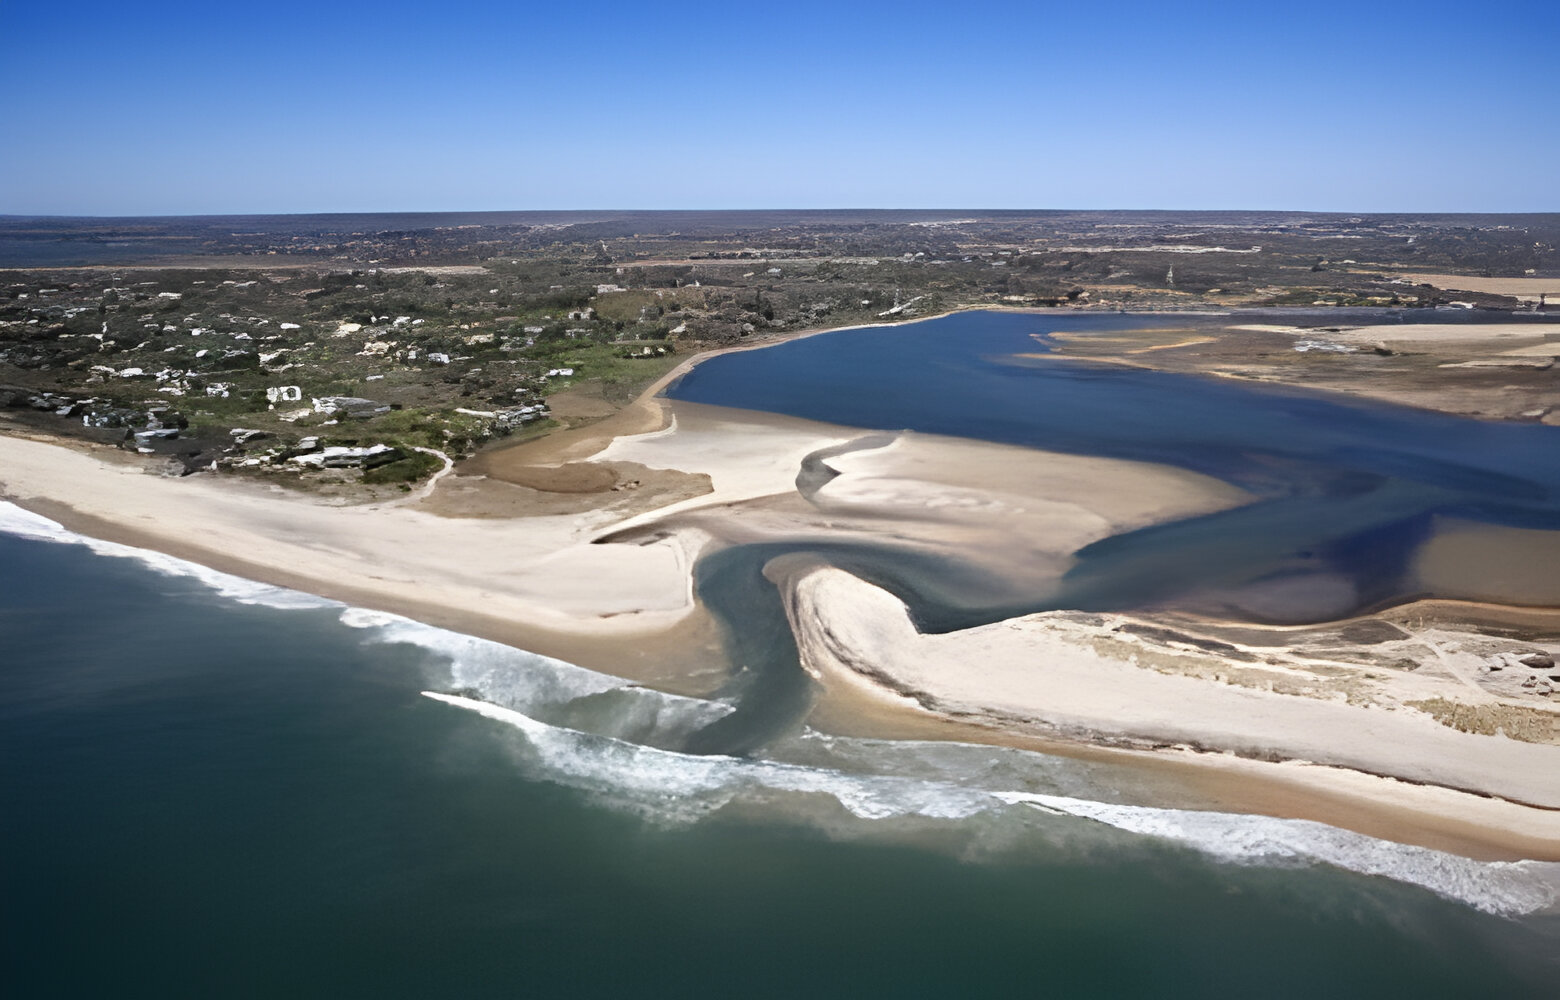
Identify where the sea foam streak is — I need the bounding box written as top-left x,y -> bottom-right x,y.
5,499 -> 1557,915
997,794 -> 1560,917
0,500 -> 336,610
350,607 -> 734,747
420,679 -> 1560,916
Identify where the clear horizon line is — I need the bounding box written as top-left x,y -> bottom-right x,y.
4,206 -> 1559,221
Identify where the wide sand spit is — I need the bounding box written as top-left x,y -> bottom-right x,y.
3,333 -> 1558,861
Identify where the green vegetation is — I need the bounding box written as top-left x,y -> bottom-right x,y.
3,210 -> 1553,488
362,449 -> 443,484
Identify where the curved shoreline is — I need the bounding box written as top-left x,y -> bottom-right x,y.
3,310 -> 1559,863
775,561 -> 1560,844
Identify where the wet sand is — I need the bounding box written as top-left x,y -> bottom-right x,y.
4,318 -> 1560,861
777,563 -> 1560,803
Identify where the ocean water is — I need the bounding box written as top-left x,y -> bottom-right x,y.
8,309 -> 1560,996
3,506 -> 1559,998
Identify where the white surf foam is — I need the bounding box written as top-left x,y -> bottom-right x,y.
996,792 -> 1560,917
0,500 -> 714,733
6,498 -> 1554,916
423,691 -> 995,825
368,615 -> 628,703
338,607 -> 411,630
423,689 -> 1560,917
0,500 -> 337,610
347,610 -> 733,748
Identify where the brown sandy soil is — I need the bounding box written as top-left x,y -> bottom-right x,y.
1389,272 -> 1560,303
1037,320 -> 1560,421
538,382 -> 622,423
1413,519 -> 1560,608
466,456 -> 622,493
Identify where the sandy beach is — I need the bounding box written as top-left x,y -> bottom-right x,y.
776,561 -> 1560,808
4,328 -> 1560,863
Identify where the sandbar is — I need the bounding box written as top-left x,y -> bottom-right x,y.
3,338 -> 1559,862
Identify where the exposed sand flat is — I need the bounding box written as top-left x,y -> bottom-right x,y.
1060,320 -> 1560,423
1497,342 -> 1560,357
1037,329 -> 1221,355
0,387 -> 1255,704
1413,518 -> 1560,607
1230,321 -> 1560,353
1327,323 -> 1560,350
1233,324 -> 1309,334
0,389 -> 1245,669
1394,273 -> 1560,302
802,428 -> 1247,588
597,406 -> 1250,603
815,429 -> 1245,531
594,402 -> 856,518
778,564 -> 1560,815
6,339 -> 1560,861
1439,357 -> 1554,369
1128,336 -> 1217,353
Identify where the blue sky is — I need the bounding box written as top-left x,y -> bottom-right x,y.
3,0 -> 1555,214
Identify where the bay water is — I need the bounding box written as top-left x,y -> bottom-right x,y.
7,309 -> 1560,996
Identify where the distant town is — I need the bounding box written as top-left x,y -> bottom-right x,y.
2,210 -> 1556,493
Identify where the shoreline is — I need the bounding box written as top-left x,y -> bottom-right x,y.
5,430 -> 1558,863
776,560 -> 1560,857
5,478 -> 1556,862
3,310 -> 1559,864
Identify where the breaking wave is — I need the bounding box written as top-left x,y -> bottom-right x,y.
362,610 -> 1560,918
415,682 -> 1560,916
5,497 -> 1557,917
0,500 -> 336,610
347,607 -> 733,750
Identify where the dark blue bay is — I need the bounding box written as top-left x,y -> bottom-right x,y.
667,310 -> 1560,623
666,310 -> 1560,506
